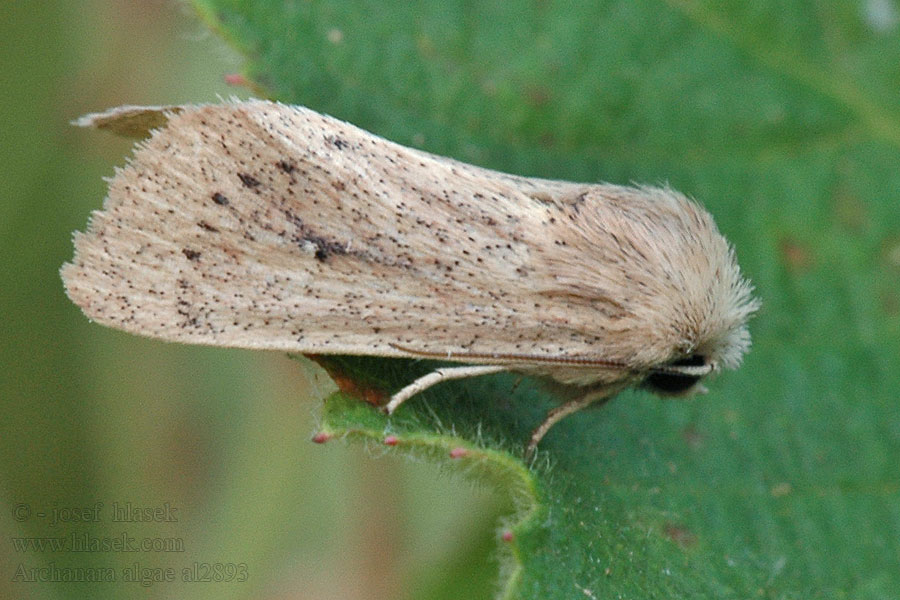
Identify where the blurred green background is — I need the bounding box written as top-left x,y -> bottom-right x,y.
0,2 -> 503,599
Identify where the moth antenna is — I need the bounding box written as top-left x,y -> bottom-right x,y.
388,343 -> 630,370
392,344 -> 715,378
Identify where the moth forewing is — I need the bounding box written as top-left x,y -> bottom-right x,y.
63,100 -> 759,453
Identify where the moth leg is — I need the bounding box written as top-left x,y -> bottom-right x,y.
526,390 -> 612,457
384,365 -> 508,415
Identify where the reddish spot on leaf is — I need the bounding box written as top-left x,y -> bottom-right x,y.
331,374 -> 359,394
224,73 -> 249,87
501,530 -> 514,542
449,447 -> 468,459
663,522 -> 697,548
306,355 -> 387,407
383,435 -> 399,446
311,432 -> 331,444
362,387 -> 385,406
525,84 -> 551,107
779,237 -> 814,272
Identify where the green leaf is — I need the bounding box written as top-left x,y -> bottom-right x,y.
193,0 -> 900,597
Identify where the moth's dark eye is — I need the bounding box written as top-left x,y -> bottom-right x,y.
643,355 -> 706,395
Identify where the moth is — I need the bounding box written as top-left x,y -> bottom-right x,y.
63,101 -> 759,455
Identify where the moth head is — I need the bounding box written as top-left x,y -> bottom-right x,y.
641,283 -> 759,397
628,189 -> 760,397
541,184 -> 759,395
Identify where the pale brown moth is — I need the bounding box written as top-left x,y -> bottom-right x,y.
63,101 -> 759,455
